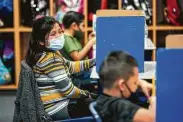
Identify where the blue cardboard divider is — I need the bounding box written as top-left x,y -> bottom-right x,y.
96,16 -> 145,72
157,48 -> 183,122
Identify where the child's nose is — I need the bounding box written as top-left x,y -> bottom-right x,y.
56,33 -> 61,38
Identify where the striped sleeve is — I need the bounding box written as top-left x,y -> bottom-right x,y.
65,58 -> 96,74
37,55 -> 88,98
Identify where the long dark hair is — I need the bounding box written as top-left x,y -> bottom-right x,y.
25,16 -> 60,68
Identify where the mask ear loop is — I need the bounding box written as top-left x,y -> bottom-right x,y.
124,82 -> 133,95
119,80 -> 131,98
120,90 -> 125,98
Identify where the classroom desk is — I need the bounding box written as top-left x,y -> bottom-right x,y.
90,61 -> 156,80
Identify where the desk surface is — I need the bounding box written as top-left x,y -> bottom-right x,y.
90,61 -> 156,80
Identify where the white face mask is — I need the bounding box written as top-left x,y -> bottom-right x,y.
46,35 -> 65,51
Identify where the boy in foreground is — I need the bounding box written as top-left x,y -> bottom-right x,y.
96,51 -> 156,122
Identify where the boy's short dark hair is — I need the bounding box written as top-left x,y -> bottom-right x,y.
62,11 -> 84,29
99,51 -> 138,89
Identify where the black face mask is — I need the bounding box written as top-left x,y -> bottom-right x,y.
124,83 -> 139,103
74,30 -> 84,41
122,83 -> 149,107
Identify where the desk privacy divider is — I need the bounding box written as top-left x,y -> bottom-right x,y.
96,10 -> 145,72
157,48 -> 183,122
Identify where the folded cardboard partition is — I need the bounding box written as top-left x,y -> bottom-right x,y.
96,10 -> 145,72
157,49 -> 183,122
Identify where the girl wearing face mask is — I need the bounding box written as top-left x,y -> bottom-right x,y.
25,16 -> 96,120
62,11 -> 95,61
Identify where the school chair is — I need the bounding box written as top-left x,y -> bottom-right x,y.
58,116 -> 95,122
89,101 -> 102,122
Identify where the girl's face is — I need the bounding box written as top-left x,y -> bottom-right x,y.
43,23 -> 63,46
48,23 -> 63,40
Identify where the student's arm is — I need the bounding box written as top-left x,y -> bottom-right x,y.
64,58 -> 96,74
70,38 -> 95,61
133,96 -> 156,122
138,79 -> 153,98
133,108 -> 155,122
44,58 -> 89,99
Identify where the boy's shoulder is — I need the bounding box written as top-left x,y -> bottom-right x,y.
96,94 -> 140,122
97,93 -> 138,109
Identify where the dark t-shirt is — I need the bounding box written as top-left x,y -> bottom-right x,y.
96,93 -> 140,122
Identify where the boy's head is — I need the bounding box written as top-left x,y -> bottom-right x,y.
99,51 -> 139,98
62,11 -> 84,32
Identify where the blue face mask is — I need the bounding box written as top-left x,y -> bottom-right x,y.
47,35 -> 65,51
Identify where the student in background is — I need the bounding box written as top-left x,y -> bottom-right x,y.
96,50 -> 156,122
62,11 -> 95,61
61,11 -> 96,89
25,16 -> 96,120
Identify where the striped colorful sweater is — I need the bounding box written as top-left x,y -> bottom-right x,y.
33,51 -> 95,116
